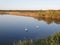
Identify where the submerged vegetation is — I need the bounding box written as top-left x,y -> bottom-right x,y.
13,32 -> 60,45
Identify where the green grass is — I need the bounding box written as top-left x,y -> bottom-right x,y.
13,32 -> 60,45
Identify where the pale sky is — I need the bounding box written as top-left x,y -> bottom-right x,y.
0,0 -> 60,10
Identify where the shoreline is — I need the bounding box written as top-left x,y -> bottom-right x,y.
0,10 -> 60,19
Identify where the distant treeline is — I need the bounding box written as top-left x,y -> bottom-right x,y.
0,10 -> 40,12
0,10 -> 60,15
0,10 -> 60,12
0,10 -> 60,19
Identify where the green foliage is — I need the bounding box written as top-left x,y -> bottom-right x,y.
13,32 -> 60,45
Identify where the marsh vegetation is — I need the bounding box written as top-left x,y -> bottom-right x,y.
0,10 -> 60,19
13,32 -> 60,45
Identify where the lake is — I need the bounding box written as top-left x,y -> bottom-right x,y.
0,14 -> 60,45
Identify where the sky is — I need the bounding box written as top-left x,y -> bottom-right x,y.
0,0 -> 60,10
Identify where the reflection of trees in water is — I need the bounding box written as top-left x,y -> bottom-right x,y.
54,19 -> 60,24
0,14 -> 60,24
34,16 -> 60,24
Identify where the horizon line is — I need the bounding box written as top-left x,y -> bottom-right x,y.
0,9 -> 60,10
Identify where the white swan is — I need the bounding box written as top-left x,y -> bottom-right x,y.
24,28 -> 28,31
36,26 -> 39,28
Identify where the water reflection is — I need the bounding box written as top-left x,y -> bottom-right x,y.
0,15 -> 60,45
0,14 -> 60,24
34,16 -> 60,24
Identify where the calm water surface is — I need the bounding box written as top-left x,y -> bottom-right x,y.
0,14 -> 60,45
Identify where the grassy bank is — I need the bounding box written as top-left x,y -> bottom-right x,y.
13,32 -> 60,45
0,10 -> 60,20
0,10 -> 60,15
